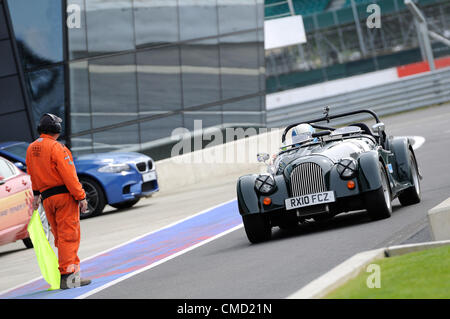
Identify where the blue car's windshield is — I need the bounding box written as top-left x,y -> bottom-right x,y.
3,143 -> 29,160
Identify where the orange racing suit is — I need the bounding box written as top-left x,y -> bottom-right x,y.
26,134 -> 86,275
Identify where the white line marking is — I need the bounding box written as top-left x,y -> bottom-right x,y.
410,136 -> 426,150
76,224 -> 243,299
395,136 -> 426,150
0,198 -> 237,297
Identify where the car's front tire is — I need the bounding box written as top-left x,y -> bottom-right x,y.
242,214 -> 271,243
398,151 -> 421,206
79,177 -> 106,219
365,162 -> 392,221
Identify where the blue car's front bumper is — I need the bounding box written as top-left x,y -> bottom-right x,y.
86,168 -> 159,205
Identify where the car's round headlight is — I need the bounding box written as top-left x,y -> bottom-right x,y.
336,158 -> 358,179
255,174 -> 276,194
98,163 -> 131,173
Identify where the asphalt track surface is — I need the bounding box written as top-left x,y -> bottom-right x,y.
1,103 -> 449,298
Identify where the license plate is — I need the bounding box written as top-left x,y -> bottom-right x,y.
285,191 -> 335,210
142,171 -> 156,182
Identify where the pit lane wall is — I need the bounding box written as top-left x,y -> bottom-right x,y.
428,197 -> 450,241
154,128 -> 285,191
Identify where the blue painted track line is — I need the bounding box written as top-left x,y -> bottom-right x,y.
0,200 -> 241,299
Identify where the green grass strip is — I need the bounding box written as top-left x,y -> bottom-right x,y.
325,245 -> 450,299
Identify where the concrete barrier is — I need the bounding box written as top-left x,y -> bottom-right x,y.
154,128 -> 285,191
288,239 -> 450,299
428,197 -> 450,241
287,248 -> 386,299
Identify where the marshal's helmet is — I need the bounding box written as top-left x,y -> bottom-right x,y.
37,113 -> 62,135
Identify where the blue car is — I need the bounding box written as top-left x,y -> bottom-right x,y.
0,141 -> 159,218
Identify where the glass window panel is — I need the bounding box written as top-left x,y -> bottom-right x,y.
71,134 -> 93,156
222,112 -> 263,127
222,96 -> 263,130
0,158 -> 15,179
89,53 -> 138,129
7,0 -> 63,70
217,0 -> 257,34
257,29 -> 265,92
181,39 -> 221,108
70,61 -> 91,134
134,0 -> 179,47
85,0 -> 134,55
139,114 -> 183,160
255,0 -> 264,29
183,105 -> 222,132
179,0 -> 218,41
67,0 -> 88,59
25,65 -> 66,137
222,97 -> 261,112
137,47 -> 181,114
93,124 -> 139,153
220,32 -> 260,100
140,115 -> 182,145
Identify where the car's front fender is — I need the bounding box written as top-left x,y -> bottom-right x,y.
389,136 -> 414,184
237,174 -> 289,216
357,150 -> 383,192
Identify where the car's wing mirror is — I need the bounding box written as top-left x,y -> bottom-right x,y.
0,176 -> 5,186
257,153 -> 270,163
372,122 -> 385,135
14,162 -> 25,171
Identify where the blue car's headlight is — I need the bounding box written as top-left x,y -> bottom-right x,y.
98,163 -> 131,173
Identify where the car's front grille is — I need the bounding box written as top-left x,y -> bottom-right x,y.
290,162 -> 326,197
147,160 -> 153,170
136,162 -> 147,172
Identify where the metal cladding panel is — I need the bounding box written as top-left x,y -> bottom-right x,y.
0,75 -> 25,114
0,39 -> 16,77
0,0 -> 34,142
0,2 -> 8,40
0,110 -> 33,141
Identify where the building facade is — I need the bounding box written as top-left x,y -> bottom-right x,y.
0,0 -> 266,159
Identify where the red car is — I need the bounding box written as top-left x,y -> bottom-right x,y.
0,156 -> 48,249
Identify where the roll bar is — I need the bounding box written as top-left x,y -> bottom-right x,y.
281,109 -> 380,143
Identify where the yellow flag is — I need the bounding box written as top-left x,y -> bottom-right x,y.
27,210 -> 60,290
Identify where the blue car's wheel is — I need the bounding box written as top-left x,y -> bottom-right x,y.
79,177 -> 106,219
111,199 -> 140,210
